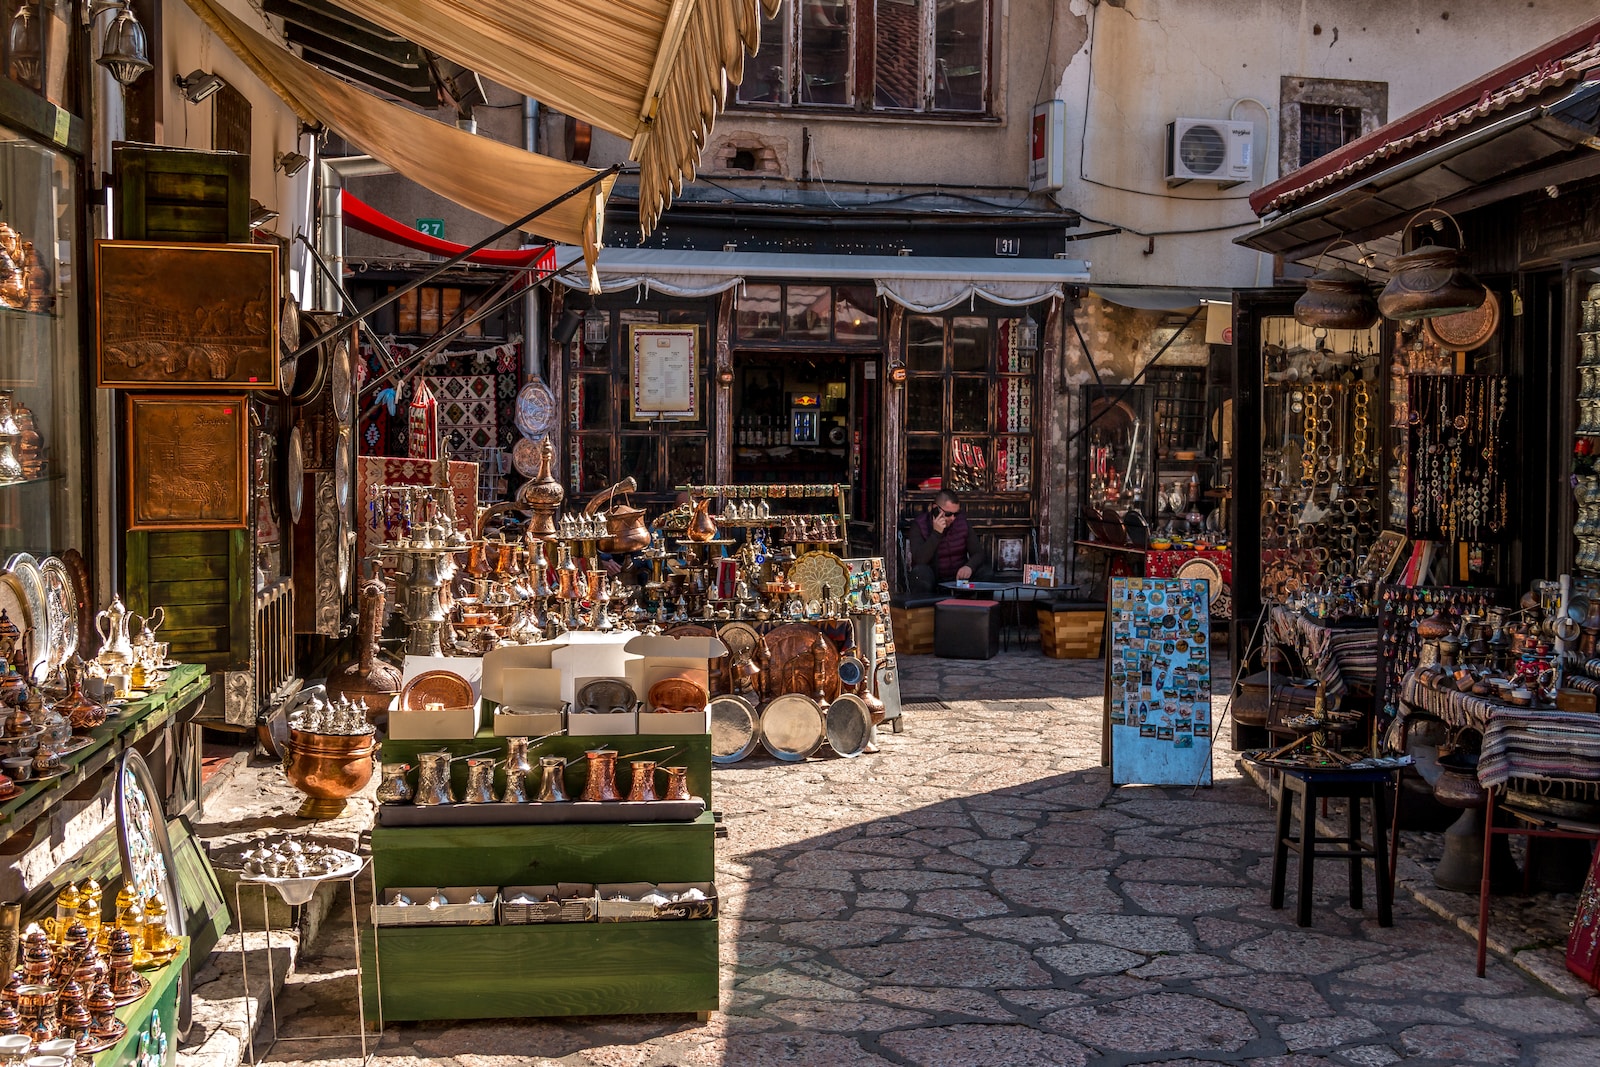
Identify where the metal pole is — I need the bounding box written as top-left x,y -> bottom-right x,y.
289,163 -> 619,361
295,234 -> 404,375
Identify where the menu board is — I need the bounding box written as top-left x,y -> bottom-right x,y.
1107,577 -> 1213,786
629,325 -> 698,419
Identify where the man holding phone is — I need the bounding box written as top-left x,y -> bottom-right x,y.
906,488 -> 990,596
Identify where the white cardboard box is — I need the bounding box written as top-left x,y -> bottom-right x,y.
624,633 -> 722,730
387,703 -> 481,739
637,708 -> 711,735
551,632 -> 638,704
494,664 -> 565,736
567,709 -> 637,735
482,643 -> 562,703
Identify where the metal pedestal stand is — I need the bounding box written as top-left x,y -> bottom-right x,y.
234,856 -> 376,1065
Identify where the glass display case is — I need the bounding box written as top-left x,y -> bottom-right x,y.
0,124 -> 82,556
1572,266 -> 1600,574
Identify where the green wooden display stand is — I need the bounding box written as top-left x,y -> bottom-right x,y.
363,733 -> 718,1021
100,940 -> 189,1067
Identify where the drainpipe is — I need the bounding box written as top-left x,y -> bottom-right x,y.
523,96 -> 545,381
317,155 -> 397,311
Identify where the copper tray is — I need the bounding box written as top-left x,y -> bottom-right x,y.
647,673 -> 707,712
399,670 -> 474,712
762,623 -> 839,703
664,624 -> 716,639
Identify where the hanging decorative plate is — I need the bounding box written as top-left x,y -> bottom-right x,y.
787,550 -> 851,608
512,436 -> 544,477
331,334 -> 354,424
762,622 -> 840,703
60,549 -> 92,657
759,693 -> 826,761
115,749 -> 186,969
40,556 -> 76,665
709,694 -> 760,764
337,508 -> 353,596
514,379 -> 558,439
5,553 -> 49,678
287,426 -> 305,526
400,670 -> 474,711
1424,288 -> 1500,352
334,428 -> 351,511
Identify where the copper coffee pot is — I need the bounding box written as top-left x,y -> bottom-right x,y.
324,579 -> 402,718
626,760 -> 659,802
580,749 -> 621,802
661,766 -> 691,802
585,477 -> 651,554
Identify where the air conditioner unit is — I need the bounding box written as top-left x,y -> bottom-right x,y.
1165,118 -> 1254,187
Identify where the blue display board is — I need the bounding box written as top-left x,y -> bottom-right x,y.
1108,577 -> 1214,786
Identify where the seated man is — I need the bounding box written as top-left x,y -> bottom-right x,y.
906,489 -> 991,597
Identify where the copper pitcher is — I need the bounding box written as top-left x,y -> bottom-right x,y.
686,497 -> 717,542
463,758 -> 495,803
580,748 -> 621,802
1378,211 -> 1486,321
414,750 -> 456,806
626,760 -> 659,803
585,477 -> 652,554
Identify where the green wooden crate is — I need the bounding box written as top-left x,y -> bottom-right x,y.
361,920 -> 719,1021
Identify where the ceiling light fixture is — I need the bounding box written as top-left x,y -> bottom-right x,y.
95,2 -> 152,87
176,69 -> 225,105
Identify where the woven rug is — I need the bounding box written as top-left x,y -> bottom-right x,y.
430,374 -> 498,453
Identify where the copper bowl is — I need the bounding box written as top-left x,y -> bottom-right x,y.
283,728 -> 379,819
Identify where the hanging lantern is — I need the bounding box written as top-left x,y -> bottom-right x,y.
582,308 -> 610,347
1293,240 -> 1379,330
1378,210 -> 1487,322
1014,316 -> 1040,353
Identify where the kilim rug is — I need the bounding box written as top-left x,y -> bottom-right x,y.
430,374 -> 499,454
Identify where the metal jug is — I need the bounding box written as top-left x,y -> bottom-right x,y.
93,596 -> 134,665
580,749 -> 620,802
413,750 -> 455,806
500,737 -> 533,804
626,760 -> 659,803
535,756 -> 569,802
463,758 -> 495,803
375,764 -> 413,805
662,765 -> 692,802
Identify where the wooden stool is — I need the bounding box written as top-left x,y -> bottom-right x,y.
1037,603 -> 1105,659
889,596 -> 941,655
1270,765 -> 1398,928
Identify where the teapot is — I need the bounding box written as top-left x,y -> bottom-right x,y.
93,596 -> 135,666
130,607 -> 164,657
586,477 -> 651,554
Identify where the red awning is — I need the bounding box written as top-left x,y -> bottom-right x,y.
341,189 -> 559,269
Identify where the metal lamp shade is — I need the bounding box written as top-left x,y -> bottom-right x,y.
1293,266 -> 1379,330
98,8 -> 152,87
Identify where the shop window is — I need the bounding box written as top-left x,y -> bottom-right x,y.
0,120 -> 83,554
735,283 -> 880,346
389,284 -> 507,339
901,306 -> 1041,496
736,0 -> 992,116
1279,77 -> 1387,174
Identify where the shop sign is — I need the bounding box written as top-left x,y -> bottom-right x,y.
416,218 -> 446,238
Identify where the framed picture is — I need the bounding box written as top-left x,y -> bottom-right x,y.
95,240 -> 280,390
628,324 -> 698,420
1023,563 -> 1056,587
125,394 -> 248,530
995,536 -> 1026,573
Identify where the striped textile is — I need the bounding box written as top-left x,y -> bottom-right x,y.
1269,608 -> 1379,702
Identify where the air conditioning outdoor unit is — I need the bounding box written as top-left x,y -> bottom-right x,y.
1165,118 -> 1254,187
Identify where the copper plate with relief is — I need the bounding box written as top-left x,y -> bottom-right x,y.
1424,289 -> 1500,352
514,379 -> 558,439
287,426 -> 305,525
787,550 -> 850,608
512,436 -> 544,477
716,622 -> 765,693
1172,557 -> 1223,606
399,670 -> 474,711
762,622 -> 839,703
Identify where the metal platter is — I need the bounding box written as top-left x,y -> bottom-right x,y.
709,694 -> 760,764
39,556 -> 76,666
399,670 -> 474,711
514,379 -> 558,439
60,550 -> 92,659
825,693 -> 873,758
115,750 -> 186,998
287,426 -> 305,525
337,508 -> 353,596
334,428 -> 351,511
1173,557 -> 1223,605
759,693 -> 825,762
664,624 -> 717,639
1424,288 -> 1500,353
512,435 -> 545,477
5,553 -> 49,679
787,550 -> 851,608
330,334 -> 354,424
577,679 -> 636,714
762,622 -> 840,703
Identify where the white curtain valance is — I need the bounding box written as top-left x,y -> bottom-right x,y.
875,278 -> 1065,314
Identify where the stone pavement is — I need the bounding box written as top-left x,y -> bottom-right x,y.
198,648 -> 1600,1067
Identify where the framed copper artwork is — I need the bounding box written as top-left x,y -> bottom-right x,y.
125,394 -> 249,530
95,241 -> 280,390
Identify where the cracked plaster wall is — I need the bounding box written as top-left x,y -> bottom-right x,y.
1054,0 -> 1592,288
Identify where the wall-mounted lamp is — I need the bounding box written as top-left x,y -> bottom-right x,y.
248,200 -> 279,229
583,308 -> 610,347
94,2 -> 152,87
551,308 -> 583,346
276,151 -> 310,177
888,360 -> 907,383
6,5 -> 42,88
176,69 -> 225,104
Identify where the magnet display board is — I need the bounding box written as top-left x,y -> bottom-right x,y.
1107,577 -> 1213,786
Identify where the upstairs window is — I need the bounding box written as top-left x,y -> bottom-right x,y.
737,0 -> 993,116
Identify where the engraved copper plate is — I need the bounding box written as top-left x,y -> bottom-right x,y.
787,550 -> 850,609
762,623 -> 839,703
399,670 -> 474,711
1424,289 -> 1500,352
647,673 -> 707,712
512,436 -> 543,477
94,241 -> 280,389
716,621 -> 764,694
125,394 -> 249,530
334,429 -> 351,511
514,379 -> 557,439
759,693 -> 825,762
664,624 -> 716,639
577,679 -> 636,713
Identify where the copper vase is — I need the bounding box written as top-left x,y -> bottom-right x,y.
325,579 -> 403,718
282,729 -> 379,818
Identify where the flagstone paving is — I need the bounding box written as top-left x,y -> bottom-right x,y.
214,648 -> 1600,1067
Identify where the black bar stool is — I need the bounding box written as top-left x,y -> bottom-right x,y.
1270,765 -> 1401,927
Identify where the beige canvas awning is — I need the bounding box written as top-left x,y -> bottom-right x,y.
308,0 -> 780,234
184,0 -> 613,281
